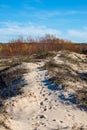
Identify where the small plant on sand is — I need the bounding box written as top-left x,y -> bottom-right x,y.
24,56 -> 31,62
35,52 -> 53,59
44,60 -> 59,69
76,87 -> 87,108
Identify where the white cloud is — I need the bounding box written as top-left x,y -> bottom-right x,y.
18,8 -> 87,20
1,22 -> 87,43
68,30 -> 87,38
64,10 -> 87,15
32,10 -> 87,20
0,22 -> 62,42
66,29 -> 87,42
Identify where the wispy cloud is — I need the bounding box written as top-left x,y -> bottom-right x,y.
64,10 -> 87,15
68,29 -> 87,38
67,29 -> 87,42
0,22 -> 62,42
29,10 -> 87,20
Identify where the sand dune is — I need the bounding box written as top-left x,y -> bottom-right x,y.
1,60 -> 86,130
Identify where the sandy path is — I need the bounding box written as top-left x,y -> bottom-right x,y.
2,62 -> 87,130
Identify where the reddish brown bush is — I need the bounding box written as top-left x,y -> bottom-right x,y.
0,35 -> 86,57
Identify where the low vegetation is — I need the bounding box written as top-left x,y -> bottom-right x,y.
0,61 -> 28,115
34,52 -> 54,59
44,51 -> 87,109
0,35 -> 87,122
0,35 -> 87,57
76,88 -> 87,108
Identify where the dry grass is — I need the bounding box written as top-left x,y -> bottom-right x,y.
44,51 -> 87,109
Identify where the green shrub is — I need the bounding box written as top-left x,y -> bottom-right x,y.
24,56 -> 31,62
35,52 -> 53,59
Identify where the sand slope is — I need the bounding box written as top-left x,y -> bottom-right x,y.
1,62 -> 87,130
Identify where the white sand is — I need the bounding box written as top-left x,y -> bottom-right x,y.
1,62 -> 87,130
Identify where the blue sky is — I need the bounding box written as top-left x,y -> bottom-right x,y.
0,0 -> 87,43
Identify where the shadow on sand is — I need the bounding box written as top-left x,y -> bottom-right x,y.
0,65 -> 27,100
43,77 -> 87,111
